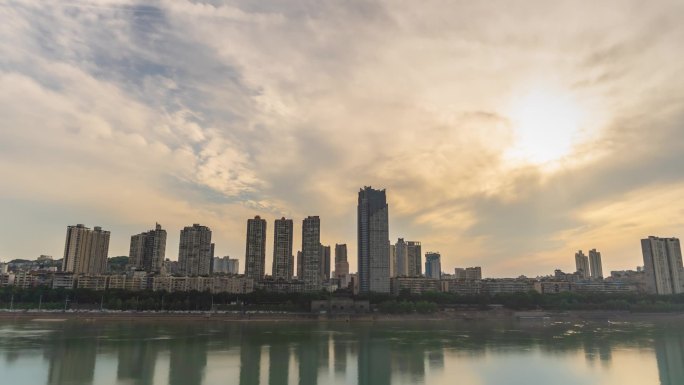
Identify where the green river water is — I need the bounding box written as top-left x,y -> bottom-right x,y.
0,318 -> 681,385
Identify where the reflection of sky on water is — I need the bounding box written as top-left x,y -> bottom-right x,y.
0,320 -> 680,385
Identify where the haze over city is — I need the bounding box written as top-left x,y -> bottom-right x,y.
2,0 -> 684,277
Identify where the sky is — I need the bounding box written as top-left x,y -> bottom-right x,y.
1,0 -> 684,277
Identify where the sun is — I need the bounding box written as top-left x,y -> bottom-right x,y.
506,89 -> 587,165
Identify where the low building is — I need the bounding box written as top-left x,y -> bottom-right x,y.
107,275 -> 127,289
535,281 -> 572,294
124,276 -> 149,291
76,275 -> 108,290
571,281 -> 637,293
152,276 -> 173,292
13,272 -> 36,289
169,277 -> 189,292
0,273 -> 15,286
214,276 -> 254,294
607,270 -> 647,292
443,279 -> 482,295
52,273 -> 75,289
187,276 -> 209,292
553,269 -> 583,282
151,275 -> 254,294
256,279 -> 305,293
481,279 -> 535,294
391,277 -> 441,295
311,298 -> 370,314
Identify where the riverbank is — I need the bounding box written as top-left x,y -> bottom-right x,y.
2,309 -> 684,323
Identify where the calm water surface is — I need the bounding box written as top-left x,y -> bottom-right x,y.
0,318 -> 682,385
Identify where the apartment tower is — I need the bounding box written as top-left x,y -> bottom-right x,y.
575,250 -> 590,279
245,216 -> 267,281
178,224 -> 212,276
641,237 -> 684,295
302,216 -> 321,291
272,217 -> 294,280
588,249 -> 603,279
358,186 -> 390,293
62,224 -> 110,274
129,223 -> 167,273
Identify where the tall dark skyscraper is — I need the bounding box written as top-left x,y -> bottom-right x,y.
272,217 -> 294,280
394,238 -> 408,277
335,243 -> 349,278
129,223 -> 166,273
357,186 -> 390,293
302,216 -> 321,291
425,252 -> 441,279
245,216 -> 267,281
320,244 -> 331,281
296,250 -> 303,279
178,224 -> 212,276
407,241 -> 422,277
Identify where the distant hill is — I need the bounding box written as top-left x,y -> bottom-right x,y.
8,259 -> 33,264
108,256 -> 129,273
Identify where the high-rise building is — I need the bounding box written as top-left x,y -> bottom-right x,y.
272,217 -> 294,280
335,244 -> 349,278
425,252 -> 441,279
454,267 -> 482,280
245,216 -> 267,281
296,251 -> 303,279
178,224 -> 212,276
213,256 -> 239,274
228,258 -> 239,275
394,238 -> 408,277
320,244 -> 331,281
641,236 -> 684,295
588,249 -> 603,279
407,241 -> 422,277
62,224 -> 110,274
575,250 -> 590,279
129,223 -> 167,273
389,243 -> 396,278
302,216 -> 321,291
358,186 -> 390,293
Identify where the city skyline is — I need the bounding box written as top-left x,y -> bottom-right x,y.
2,1 -> 684,278
2,213 -> 681,279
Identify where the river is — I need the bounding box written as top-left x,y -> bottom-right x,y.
0,318 -> 681,384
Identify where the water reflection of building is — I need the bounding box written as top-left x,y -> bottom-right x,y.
268,343 -> 290,385
333,334 -> 347,375
297,333 -> 320,385
239,332 -> 261,385
44,329 -> 97,385
357,328 -> 391,385
391,343 -> 425,381
168,333 -> 208,385
655,333 -> 684,385
117,340 -> 158,384
582,338 -> 612,367
427,349 -> 445,372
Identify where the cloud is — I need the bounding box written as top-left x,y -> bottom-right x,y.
1,0 -> 684,278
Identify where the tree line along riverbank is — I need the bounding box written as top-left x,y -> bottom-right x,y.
3,287 -> 684,314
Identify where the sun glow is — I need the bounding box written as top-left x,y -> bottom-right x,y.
506,89 -> 587,166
